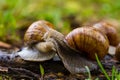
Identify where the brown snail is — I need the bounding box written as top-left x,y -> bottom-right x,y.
40,26 -> 109,73
93,21 -> 119,46
18,20 -> 56,61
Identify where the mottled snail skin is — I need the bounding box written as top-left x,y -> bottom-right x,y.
17,45 -> 56,61
115,43 -> 120,61
65,27 -> 109,60
24,20 -> 54,45
93,21 -> 119,46
35,41 -> 56,53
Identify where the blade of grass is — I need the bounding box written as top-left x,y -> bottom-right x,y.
39,64 -> 45,77
95,54 -> 110,80
112,66 -> 115,80
85,66 -> 91,80
114,68 -> 120,80
116,73 -> 120,80
95,78 -> 99,80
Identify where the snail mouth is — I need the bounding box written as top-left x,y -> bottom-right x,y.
17,47 -> 55,62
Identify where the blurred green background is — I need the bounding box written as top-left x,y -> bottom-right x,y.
0,0 -> 120,47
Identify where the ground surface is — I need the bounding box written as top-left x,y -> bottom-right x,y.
0,48 -> 119,80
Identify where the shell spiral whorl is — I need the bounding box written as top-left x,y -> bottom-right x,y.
24,20 -> 54,45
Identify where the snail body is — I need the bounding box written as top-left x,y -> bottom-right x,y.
17,46 -> 55,61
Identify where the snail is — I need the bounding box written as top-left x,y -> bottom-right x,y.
17,20 -> 56,61
40,26 -> 109,73
93,21 -> 120,55
93,21 -> 119,46
115,43 -> 120,61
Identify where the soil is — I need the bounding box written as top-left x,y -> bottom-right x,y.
0,48 -> 119,80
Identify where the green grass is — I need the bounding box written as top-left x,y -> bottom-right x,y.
85,54 -> 120,80
85,66 -> 92,80
39,64 -> 45,77
89,54 -> 120,80
95,54 -> 110,80
0,0 -> 120,44
112,66 -> 116,80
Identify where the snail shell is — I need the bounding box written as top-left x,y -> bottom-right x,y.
93,21 -> 119,46
65,27 -> 109,60
24,20 -> 54,45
